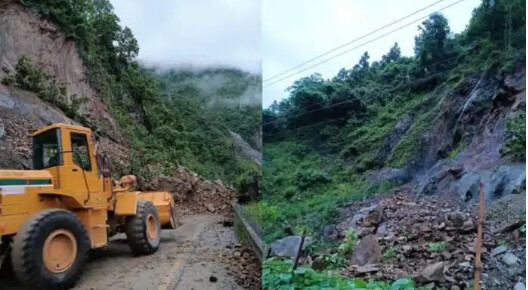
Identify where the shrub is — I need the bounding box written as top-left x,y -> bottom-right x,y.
337,229 -> 357,256
262,258 -> 416,289
501,111 -> 526,161
14,55 -> 49,91
296,169 -> 331,190
383,247 -> 397,261
11,56 -> 86,121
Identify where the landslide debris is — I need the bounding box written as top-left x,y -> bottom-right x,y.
0,107 -> 37,169
222,244 -> 261,289
332,190 -> 526,289
142,166 -> 236,216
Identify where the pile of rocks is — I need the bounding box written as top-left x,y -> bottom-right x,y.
334,191 -> 525,289
142,166 -> 236,216
0,107 -> 38,169
223,244 -> 261,289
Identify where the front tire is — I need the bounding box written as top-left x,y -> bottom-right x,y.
125,200 -> 161,255
12,209 -> 90,290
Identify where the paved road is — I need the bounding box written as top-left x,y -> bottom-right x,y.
1,215 -> 244,290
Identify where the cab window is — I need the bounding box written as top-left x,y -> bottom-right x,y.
71,133 -> 91,171
33,128 -> 62,169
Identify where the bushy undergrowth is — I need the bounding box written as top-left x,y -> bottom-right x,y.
263,258 -> 417,290
502,111 -> 526,162
262,140 -> 401,243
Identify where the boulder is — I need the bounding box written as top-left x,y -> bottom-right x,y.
415,262 -> 445,282
376,222 -> 388,236
206,203 -> 215,212
491,245 -> 508,256
459,220 -> 476,233
350,234 -> 382,266
362,208 -> 383,227
501,253 -> 520,267
448,212 -> 465,228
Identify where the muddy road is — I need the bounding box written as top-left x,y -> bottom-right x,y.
1,215 -> 246,290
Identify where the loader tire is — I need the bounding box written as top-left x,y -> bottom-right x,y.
0,242 -> 13,278
12,209 -> 90,290
125,200 -> 161,255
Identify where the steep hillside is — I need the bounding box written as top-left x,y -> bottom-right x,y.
0,0 -> 260,186
146,66 -> 262,150
263,0 -> 525,288
0,2 -> 120,139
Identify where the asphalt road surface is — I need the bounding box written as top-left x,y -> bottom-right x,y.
1,215 -> 244,290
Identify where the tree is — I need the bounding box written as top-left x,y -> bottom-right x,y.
117,27 -> 139,65
358,51 -> 370,70
467,0 -> 526,49
414,13 -> 450,71
381,42 -> 402,65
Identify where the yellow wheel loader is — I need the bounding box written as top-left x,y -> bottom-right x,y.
0,123 -> 180,289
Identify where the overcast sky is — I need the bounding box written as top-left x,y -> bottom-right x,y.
263,0 -> 482,107
110,0 -> 262,73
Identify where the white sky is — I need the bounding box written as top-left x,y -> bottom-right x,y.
110,0 -> 262,73
263,0 -> 482,107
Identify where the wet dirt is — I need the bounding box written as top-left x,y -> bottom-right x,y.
1,215 -> 247,290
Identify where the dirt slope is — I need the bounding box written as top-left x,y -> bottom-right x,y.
0,1 -> 119,139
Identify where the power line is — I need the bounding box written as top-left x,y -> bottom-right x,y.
263,59 -> 469,138
263,0 -> 447,83
265,115 -> 351,138
263,52 -> 466,128
263,0 -> 467,89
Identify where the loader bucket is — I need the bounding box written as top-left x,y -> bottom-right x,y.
137,192 -> 181,229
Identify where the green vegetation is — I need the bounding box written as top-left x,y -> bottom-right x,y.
263,0 -> 525,242
383,247 -> 397,261
263,258 -> 417,290
4,56 -> 88,122
263,0 -> 525,286
427,241 -> 449,252
337,229 -> 357,256
16,0 -> 260,184
312,229 -> 359,270
502,111 -> 526,162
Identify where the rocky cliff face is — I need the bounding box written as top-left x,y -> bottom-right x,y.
370,67 -> 526,204
0,1 -> 119,139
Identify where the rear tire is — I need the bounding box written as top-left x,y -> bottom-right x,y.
12,209 -> 90,290
125,200 -> 161,255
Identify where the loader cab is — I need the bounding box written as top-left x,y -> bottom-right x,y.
33,128 -> 63,169
32,124 -> 102,206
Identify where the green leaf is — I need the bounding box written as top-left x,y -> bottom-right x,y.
391,278 -> 414,290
